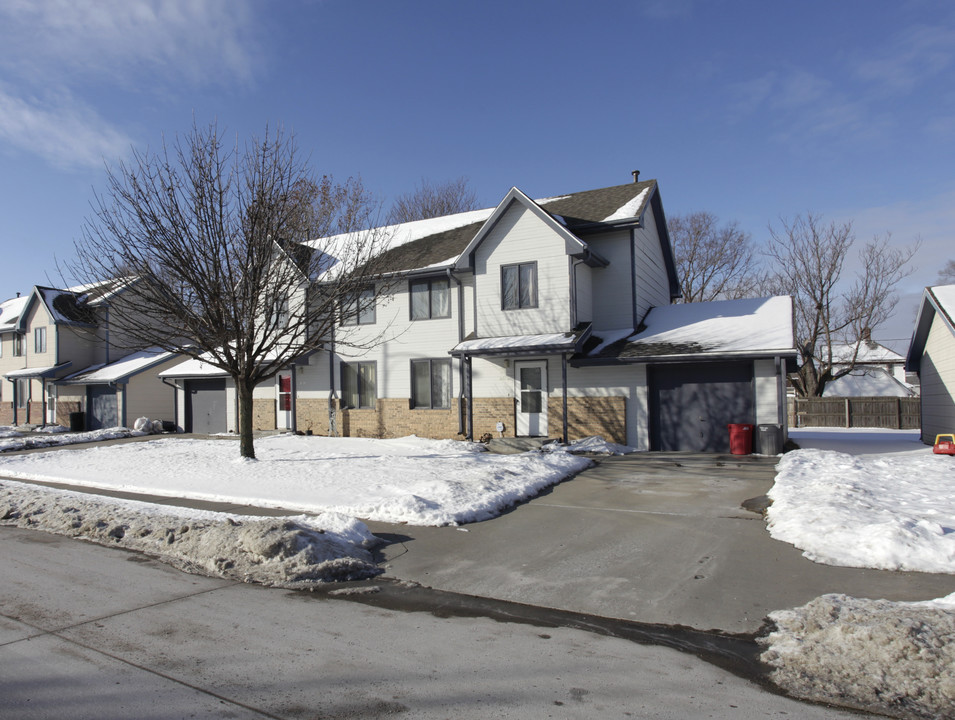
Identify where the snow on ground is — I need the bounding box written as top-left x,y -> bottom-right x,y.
544,435 -> 637,455
0,433 -> 592,526
0,479 -> 379,587
0,425 -> 145,452
762,428 -> 955,719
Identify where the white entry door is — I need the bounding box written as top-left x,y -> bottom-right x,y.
515,360 -> 547,437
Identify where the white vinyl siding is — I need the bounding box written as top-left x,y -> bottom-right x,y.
920,315 -> 955,441
754,358 -> 780,426
633,206 -> 672,319
473,203 -> 571,337
587,230 -> 635,331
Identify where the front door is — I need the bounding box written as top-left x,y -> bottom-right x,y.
277,374 -> 292,429
515,360 -> 547,437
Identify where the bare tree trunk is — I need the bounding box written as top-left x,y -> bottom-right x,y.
237,379 -> 256,459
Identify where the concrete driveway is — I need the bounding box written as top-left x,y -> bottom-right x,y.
367,452 -> 955,634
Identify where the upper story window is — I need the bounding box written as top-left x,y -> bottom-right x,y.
34,327 -> 47,354
342,286 -> 376,326
270,297 -> 290,329
12,334 -> 23,357
410,278 -> 450,320
341,361 -> 376,409
502,262 -> 538,310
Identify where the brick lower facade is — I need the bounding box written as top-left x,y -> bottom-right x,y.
253,398 -> 275,431
55,401 -> 82,428
0,401 -> 47,426
287,394 -> 627,444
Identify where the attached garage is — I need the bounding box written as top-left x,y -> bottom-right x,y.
87,384 -> 119,430
185,378 -> 227,434
649,362 -> 755,452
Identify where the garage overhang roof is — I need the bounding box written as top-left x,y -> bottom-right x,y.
450,325 -> 592,358
58,348 -> 178,385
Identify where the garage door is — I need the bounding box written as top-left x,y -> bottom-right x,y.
87,385 -> 118,430
185,379 -> 227,434
649,362 -> 754,452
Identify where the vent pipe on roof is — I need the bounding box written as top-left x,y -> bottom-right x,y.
632,170 -> 640,183
16,292 -> 20,298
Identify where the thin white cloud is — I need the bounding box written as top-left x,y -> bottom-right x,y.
0,0 -> 260,170
854,23 -> 955,92
0,87 -> 133,170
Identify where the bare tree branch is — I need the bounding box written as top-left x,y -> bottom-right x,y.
387,177 -> 478,224
765,213 -> 919,397
68,122 -> 394,458
668,211 -> 764,302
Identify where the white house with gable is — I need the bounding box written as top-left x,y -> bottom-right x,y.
162,176 -> 798,452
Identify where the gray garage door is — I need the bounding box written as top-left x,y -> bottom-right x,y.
649,362 -> 754,452
185,379 -> 227,434
87,385 -> 118,430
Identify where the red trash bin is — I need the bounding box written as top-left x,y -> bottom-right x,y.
727,423 -> 754,455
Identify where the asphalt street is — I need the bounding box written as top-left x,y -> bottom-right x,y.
2,524 -> 862,720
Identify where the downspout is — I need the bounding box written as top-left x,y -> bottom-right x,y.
465,356 -> 473,441
41,378 -> 47,428
561,354 -> 569,444
448,268 -> 465,436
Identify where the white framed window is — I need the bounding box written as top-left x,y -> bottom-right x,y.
411,358 -> 451,409
409,278 -> 450,320
12,334 -> 23,357
342,286 -> 376,326
34,326 -> 47,354
502,262 -> 538,310
341,361 -> 376,409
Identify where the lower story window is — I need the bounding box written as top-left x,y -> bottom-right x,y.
341,361 -> 376,409
411,359 -> 451,409
16,378 -> 29,409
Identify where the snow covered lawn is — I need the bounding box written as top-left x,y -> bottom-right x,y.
762,428 -> 955,718
0,434 -> 592,526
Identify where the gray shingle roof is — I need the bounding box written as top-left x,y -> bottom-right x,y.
374,180 -> 657,275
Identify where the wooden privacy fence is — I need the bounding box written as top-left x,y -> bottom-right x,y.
788,396 -> 920,429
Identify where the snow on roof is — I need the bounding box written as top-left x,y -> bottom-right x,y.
60,348 -> 178,385
452,332 -> 577,354
591,296 -> 796,360
830,340 -> 904,365
602,187 -> 649,222
158,355 -> 230,379
822,368 -> 916,397
4,363 -> 71,379
930,284 -> 955,322
0,296 -> 28,332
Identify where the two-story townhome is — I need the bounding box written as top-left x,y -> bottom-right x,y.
0,281 -> 179,429
162,176 -> 798,452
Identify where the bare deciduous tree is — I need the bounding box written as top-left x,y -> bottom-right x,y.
668,211 -> 764,302
938,259 -> 955,284
387,177 -> 478,224
70,122 -> 393,458
765,213 -> 918,397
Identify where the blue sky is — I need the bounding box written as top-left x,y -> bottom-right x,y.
1,0 -> 952,351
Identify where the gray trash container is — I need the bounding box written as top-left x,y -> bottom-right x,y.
756,424 -> 782,455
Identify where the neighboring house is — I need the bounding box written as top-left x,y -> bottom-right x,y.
905,285 -> 955,444
823,334 -> 916,398
0,281 -> 176,429
160,177 -> 798,451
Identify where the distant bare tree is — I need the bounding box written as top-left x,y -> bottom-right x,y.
69,122 -> 393,458
765,213 -> 918,397
939,259 -> 955,284
668,212 -> 764,302
387,177 -> 478,224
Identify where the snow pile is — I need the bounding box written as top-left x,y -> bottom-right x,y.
760,593 -> 955,719
133,417 -> 164,434
0,480 -> 380,587
544,436 -> 637,455
766,448 -> 955,573
0,426 -> 138,453
0,434 -> 592,526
